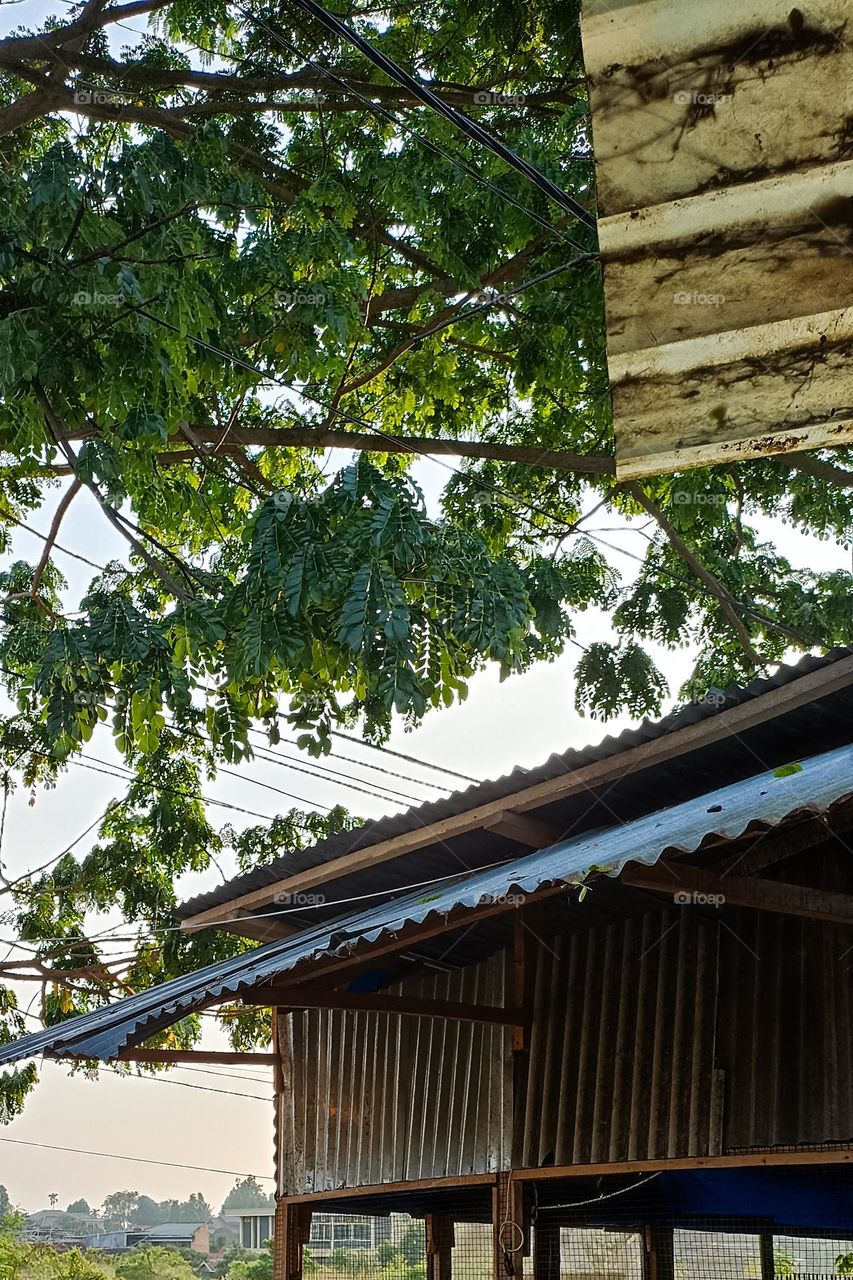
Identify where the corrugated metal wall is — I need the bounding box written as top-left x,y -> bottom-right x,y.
276,884 -> 853,1193
277,952 -> 512,1193
522,910 -> 722,1165
717,907 -> 853,1151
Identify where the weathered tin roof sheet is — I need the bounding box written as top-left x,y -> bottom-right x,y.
2,741 -> 851,1066
177,647 -> 853,922
581,0 -> 853,477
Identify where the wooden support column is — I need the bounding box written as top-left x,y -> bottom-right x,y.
644,1227 -> 675,1280
759,1232 -> 775,1280
493,1174 -> 509,1280
511,910 -> 538,1167
532,1218 -> 560,1280
425,1214 -> 455,1280
274,1201 -> 311,1280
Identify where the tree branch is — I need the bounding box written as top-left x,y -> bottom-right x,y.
31,478 -> 82,600
34,385 -> 192,598
51,424 -> 614,475
625,481 -> 764,666
791,456 -> 853,488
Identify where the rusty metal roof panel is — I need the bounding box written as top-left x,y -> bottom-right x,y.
2,740 -> 852,1067
177,647 -> 853,921
581,0 -> 853,477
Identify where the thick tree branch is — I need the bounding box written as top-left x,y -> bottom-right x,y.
51,424 -> 614,474
625,481 -> 764,666
791,456 -> 853,488
31,478 -> 82,600
34,385 -> 192,599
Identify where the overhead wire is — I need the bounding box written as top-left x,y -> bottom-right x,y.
0,1135 -> 275,1180
238,8 -> 587,250
274,0 -> 598,230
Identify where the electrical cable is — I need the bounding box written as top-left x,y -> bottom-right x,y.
274,0 -> 598,229
101,1065 -> 271,1102
324,728 -> 479,783
241,11 -> 585,250
0,1135 -> 275,1180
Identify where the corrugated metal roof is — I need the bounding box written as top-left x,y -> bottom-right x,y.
178,647 -> 853,921
2,741 -> 851,1067
581,0 -> 853,477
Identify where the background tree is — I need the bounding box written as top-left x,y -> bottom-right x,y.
0,0 -> 849,1119
221,1178 -> 274,1214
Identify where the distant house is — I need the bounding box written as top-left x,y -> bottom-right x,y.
25,1209 -> 103,1246
237,1208 -> 276,1252
238,1208 -> 387,1258
87,1222 -> 209,1254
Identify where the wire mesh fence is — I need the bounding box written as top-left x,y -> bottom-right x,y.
296,1215 -> 853,1279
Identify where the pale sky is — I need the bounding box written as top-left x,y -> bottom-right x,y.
0,0 -> 849,1219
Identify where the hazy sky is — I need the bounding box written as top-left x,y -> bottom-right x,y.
1,0 -> 849,1218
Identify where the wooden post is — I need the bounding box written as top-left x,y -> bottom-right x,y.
532,1218 -> 560,1280
273,1201 -> 310,1280
759,1231 -> 775,1280
646,1227 -> 675,1280
425,1214 -> 455,1280
493,1174 -> 509,1280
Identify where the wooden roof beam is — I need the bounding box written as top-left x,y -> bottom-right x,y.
44,1049 -> 278,1065
179,654 -> 853,934
241,987 -> 528,1026
621,864 -> 853,927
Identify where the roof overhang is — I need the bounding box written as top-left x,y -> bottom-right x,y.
179,651 -> 853,936
2,741 -> 852,1067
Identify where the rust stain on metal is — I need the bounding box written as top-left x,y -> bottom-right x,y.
581,0 -> 853,477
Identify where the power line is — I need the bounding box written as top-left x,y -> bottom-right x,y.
101,1065 -> 271,1102
70,756 -> 290,821
324,728 -> 479,784
244,11 -> 584,250
278,0 -> 598,230
0,1135 -> 274,1180
250,735 -> 452,792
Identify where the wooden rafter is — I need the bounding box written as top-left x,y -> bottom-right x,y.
241,986 -> 528,1026
620,864 -> 853,927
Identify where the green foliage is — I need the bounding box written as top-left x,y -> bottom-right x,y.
0,0 -> 850,1122
114,1247 -> 197,1280
220,1179 -> 274,1213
